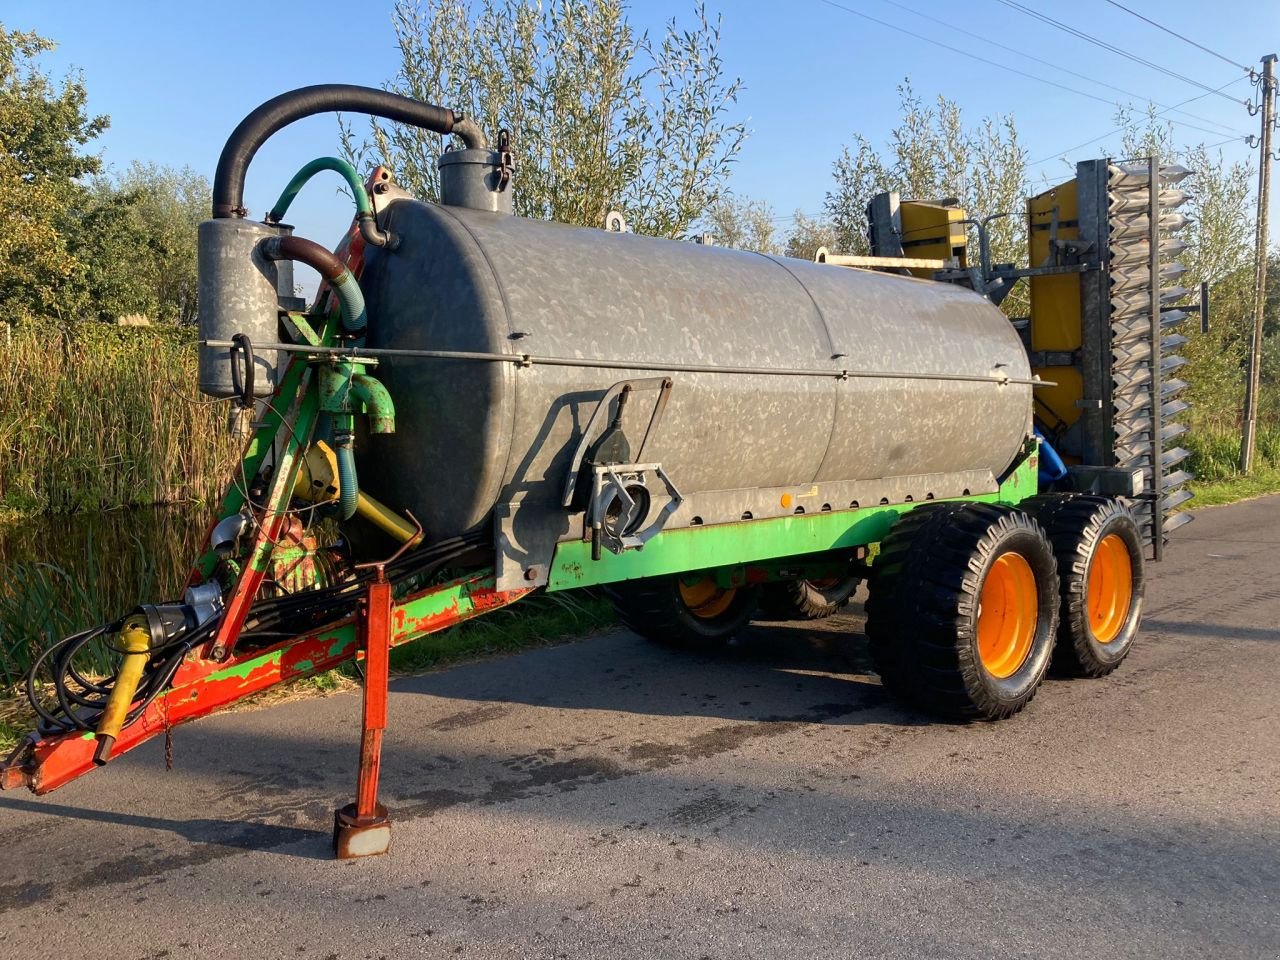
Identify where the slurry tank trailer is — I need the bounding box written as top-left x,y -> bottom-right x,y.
1,86 -> 1196,858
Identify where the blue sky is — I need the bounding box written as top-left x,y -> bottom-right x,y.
7,0 -> 1278,281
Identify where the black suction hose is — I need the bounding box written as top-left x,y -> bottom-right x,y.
212,84 -> 487,218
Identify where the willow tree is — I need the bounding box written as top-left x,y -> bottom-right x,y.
342,0 -> 745,238
783,211 -> 837,263
822,82 -> 1028,311
695,193 -> 779,254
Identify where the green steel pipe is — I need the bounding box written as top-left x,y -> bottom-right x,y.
350,373 -> 396,434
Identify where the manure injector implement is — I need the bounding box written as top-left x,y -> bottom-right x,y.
0,86 -> 1198,859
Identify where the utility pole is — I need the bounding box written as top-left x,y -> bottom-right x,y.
1240,53 -> 1276,473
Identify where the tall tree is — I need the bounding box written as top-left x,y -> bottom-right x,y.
342,0 -> 746,238
0,25 -> 108,325
696,193 -> 778,254
822,81 -> 1028,308
76,164 -> 210,324
784,211 -> 837,262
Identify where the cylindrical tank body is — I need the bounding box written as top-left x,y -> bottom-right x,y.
197,218 -> 281,398
356,200 -> 1032,541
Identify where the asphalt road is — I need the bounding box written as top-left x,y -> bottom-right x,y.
1,496 -> 1278,960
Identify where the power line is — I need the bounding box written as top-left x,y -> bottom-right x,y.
816,0 -> 1244,142
868,0 -> 1247,138
1202,134 -> 1247,149
991,0 -> 1245,105
1027,75 -> 1251,165
1101,0 -> 1252,73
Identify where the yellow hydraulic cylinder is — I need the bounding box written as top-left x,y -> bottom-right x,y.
355,491 -> 423,544
294,441 -> 424,545
93,617 -> 152,765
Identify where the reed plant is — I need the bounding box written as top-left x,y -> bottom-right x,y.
0,555 -> 135,688
0,324 -> 234,515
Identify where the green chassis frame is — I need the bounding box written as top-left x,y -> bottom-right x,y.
545,441 -> 1040,592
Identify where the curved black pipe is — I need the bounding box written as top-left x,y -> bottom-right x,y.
260,234 -> 367,332
260,234 -> 348,282
211,84 -> 486,218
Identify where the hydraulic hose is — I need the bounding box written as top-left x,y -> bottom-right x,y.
212,84 -> 486,219
259,234 -> 367,333
1034,426 -> 1069,485
267,156 -> 393,249
21,534 -> 492,746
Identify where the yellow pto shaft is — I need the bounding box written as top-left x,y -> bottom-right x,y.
93,617 -> 152,765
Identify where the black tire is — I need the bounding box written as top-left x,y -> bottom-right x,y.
866,502 -> 1060,720
760,577 -> 859,620
604,574 -> 759,650
1021,494 -> 1145,677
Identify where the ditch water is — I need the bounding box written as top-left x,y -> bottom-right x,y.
0,506 -> 209,686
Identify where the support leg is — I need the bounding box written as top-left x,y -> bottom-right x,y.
334,573 -> 393,859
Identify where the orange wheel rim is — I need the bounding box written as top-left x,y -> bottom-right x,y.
1087,534 -> 1133,644
977,552 -> 1038,678
678,577 -> 737,619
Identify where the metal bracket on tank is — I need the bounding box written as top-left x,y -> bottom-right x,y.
561,377 -> 673,508
588,462 -> 684,560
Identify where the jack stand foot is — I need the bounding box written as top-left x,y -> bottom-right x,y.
333,802 -> 392,859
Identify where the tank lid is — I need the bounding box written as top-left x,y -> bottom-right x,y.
437,135 -> 513,214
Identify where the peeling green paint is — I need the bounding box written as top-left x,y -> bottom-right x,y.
327,633 -> 356,659
208,649 -> 283,684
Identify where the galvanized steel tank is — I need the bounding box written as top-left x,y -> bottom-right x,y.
355,199 -> 1033,541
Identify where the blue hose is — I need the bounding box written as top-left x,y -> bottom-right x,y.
1034,426 -> 1069,487
335,441 -> 359,520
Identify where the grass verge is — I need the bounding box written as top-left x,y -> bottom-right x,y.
1187,466 -> 1280,507
1183,424 -> 1280,508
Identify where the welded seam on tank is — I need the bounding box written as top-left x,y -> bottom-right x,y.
434,204 -> 522,497
757,253 -> 842,484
